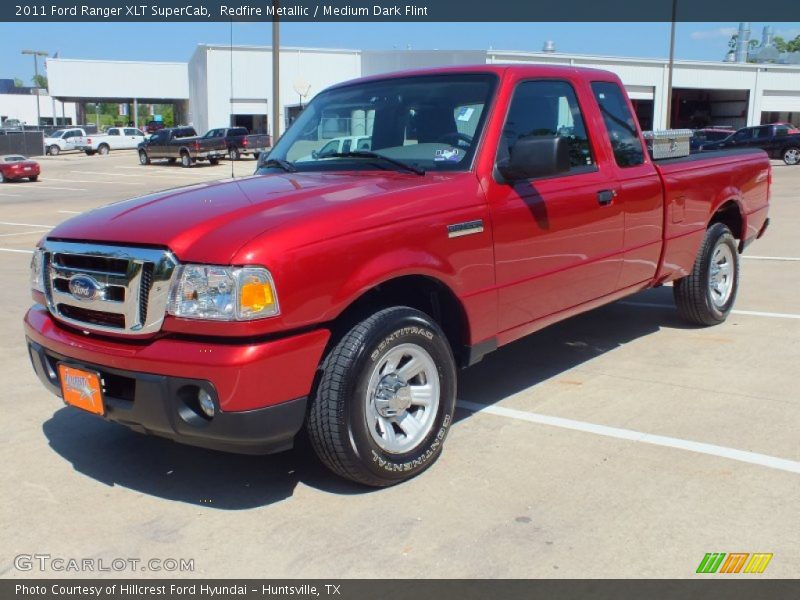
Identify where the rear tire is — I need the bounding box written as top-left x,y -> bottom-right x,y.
783,146 -> 800,165
48,145 -> 60,156
29,175 -> 38,182
180,151 -> 192,168
674,223 -> 740,326
138,150 -> 150,165
209,158 -> 220,165
98,144 -> 110,156
307,307 -> 456,487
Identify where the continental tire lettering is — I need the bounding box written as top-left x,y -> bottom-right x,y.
370,414 -> 452,472
370,327 -> 435,361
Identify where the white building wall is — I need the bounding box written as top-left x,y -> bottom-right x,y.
0,93 -> 77,125
194,45 -> 361,136
47,58 -> 189,101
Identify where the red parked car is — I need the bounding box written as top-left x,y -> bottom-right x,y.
0,154 -> 40,183
25,65 -> 770,487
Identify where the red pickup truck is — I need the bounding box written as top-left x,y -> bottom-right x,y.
25,65 -> 770,487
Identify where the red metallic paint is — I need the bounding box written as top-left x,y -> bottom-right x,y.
24,306 -> 330,412
0,159 -> 40,181
30,64 -> 771,415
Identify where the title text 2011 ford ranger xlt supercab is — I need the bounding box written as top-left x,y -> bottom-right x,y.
25,66 -> 770,487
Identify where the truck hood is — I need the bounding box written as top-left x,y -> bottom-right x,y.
47,171 -> 457,263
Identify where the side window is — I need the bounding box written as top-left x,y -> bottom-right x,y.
733,128 -> 753,141
341,139 -> 352,153
591,82 -> 644,167
754,127 -> 771,139
500,80 -> 595,171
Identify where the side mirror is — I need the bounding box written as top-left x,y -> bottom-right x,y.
497,136 -> 570,182
311,150 -> 319,159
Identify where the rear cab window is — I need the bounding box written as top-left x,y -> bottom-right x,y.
590,81 -> 644,167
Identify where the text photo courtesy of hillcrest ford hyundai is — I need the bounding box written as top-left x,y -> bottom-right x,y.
1,1 -> 800,596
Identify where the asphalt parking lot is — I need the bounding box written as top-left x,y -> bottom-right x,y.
1,150 -> 798,579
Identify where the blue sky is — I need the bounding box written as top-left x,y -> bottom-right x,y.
2,21 -> 799,81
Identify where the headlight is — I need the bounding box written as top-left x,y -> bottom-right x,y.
30,248 -> 45,293
167,265 -> 280,321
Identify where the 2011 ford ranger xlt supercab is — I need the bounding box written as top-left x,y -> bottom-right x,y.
25,66 -> 770,487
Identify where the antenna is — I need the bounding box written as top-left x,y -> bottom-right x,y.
230,19 -> 235,179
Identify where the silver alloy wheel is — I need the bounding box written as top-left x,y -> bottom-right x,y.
784,148 -> 800,165
708,242 -> 735,308
365,343 -> 440,454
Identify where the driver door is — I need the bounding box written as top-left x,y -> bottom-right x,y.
486,78 -> 624,335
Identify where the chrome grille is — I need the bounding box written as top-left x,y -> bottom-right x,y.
41,241 -> 177,336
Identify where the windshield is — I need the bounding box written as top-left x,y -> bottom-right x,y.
264,73 -> 497,174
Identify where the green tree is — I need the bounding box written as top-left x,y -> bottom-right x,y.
31,74 -> 47,89
771,35 -> 788,53
787,35 -> 800,53
728,34 -> 759,52
13,77 -> 24,87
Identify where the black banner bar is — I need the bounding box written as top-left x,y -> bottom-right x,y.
5,580 -> 800,600
4,0 -> 800,22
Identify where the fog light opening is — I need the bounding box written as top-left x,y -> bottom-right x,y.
198,388 -> 216,419
176,385 -> 216,426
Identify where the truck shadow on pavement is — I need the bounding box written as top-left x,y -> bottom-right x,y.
41,286 -> 692,508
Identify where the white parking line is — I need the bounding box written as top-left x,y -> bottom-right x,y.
44,178 -> 144,186
16,185 -> 88,192
0,248 -> 33,254
0,221 -> 56,228
0,192 -> 23,197
619,301 -> 800,320
743,255 -> 800,262
0,230 -> 49,238
457,400 -> 800,475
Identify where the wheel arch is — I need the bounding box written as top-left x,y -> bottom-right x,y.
329,273 -> 473,368
708,197 -> 745,250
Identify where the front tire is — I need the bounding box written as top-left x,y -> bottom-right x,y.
138,150 -> 150,165
782,146 -> 800,165
48,145 -> 60,156
674,223 -> 740,326
308,307 -> 456,487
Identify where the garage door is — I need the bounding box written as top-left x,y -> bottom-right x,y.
761,90 -> 800,112
625,85 -> 655,101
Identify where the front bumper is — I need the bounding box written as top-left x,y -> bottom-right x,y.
24,306 -> 330,454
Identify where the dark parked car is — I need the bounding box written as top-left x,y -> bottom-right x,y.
138,126 -> 227,168
202,127 -> 271,160
0,154 -> 39,183
698,123 -> 800,165
690,128 -> 734,152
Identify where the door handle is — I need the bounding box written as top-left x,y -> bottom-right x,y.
597,189 -> 617,206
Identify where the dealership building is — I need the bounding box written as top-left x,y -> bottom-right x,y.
11,44 -> 800,135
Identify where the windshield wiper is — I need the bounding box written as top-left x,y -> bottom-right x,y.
324,151 -> 426,176
260,158 -> 297,172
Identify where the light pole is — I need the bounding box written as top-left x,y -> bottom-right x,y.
21,49 -> 49,128
665,0 -> 677,129
272,0 -> 280,143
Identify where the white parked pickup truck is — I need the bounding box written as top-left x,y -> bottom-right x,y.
75,127 -> 146,155
44,128 -> 87,156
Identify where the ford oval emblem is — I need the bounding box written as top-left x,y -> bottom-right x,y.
69,275 -> 100,301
